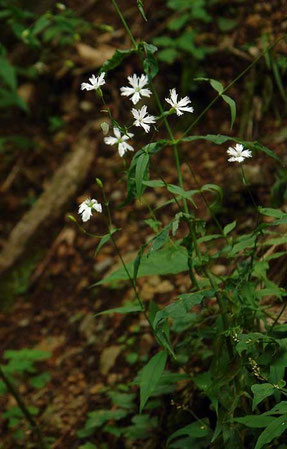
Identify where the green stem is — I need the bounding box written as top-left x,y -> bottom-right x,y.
151,87 -> 188,213
110,0 -> 137,49
100,186 -> 151,323
0,367 -> 47,449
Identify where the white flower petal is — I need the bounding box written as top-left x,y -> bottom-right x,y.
104,136 -> 118,146
138,74 -> 148,88
81,83 -> 93,91
127,74 -> 138,88
131,91 -> 141,104
124,142 -> 134,152
113,128 -> 121,139
140,88 -> 152,98
82,209 -> 92,222
120,86 -> 135,96
141,123 -> 150,133
170,88 -> 178,104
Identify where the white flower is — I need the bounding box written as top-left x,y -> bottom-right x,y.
165,88 -> 194,116
104,128 -> 134,157
131,105 -> 156,133
227,143 -> 252,163
81,73 -> 106,91
120,74 -> 152,105
78,198 -> 102,222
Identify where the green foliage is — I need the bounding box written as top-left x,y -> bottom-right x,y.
0,0 -> 89,118
0,348 -> 51,443
139,350 -> 167,412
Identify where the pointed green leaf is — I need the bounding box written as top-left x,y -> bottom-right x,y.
140,350 -> 167,412
0,55 -> 17,90
148,224 -> 171,255
100,48 -> 135,73
137,0 -> 147,21
95,302 -> 142,316
142,42 -> 158,80
255,414 -> 287,449
95,242 -> 188,285
210,79 -> 224,94
167,420 -> 209,444
133,242 -> 148,284
251,383 -> 275,411
258,207 -> 286,219
222,94 -> 236,129
234,415 -> 274,428
136,152 -> 149,199
95,228 -> 119,256
223,220 -> 236,236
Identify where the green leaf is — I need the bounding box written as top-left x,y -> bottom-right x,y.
200,184 -> 223,209
108,391 -> 136,409
143,42 -> 158,80
167,184 -> 198,207
77,409 -> 128,437
167,421 -> 210,444
96,242 -> 188,285
223,220 -> 236,236
222,94 -> 236,129
229,234 -> 257,256
30,372 -> 51,389
4,349 -> 51,361
148,224 -> 171,255
0,87 -> 28,112
168,13 -> 190,31
143,179 -> 165,188
218,17 -> 237,32
153,290 -> 214,329
264,401 -> 287,415
255,414 -> 287,449
251,383 -> 275,411
0,55 -> 17,90
122,141 -> 168,206
158,48 -> 178,63
136,152 -> 149,199
210,79 -> 224,94
95,302 -> 143,316
152,36 -> 175,47
95,228 -> 119,257
137,0 -> 147,21
140,350 -> 167,413
258,207 -> 286,219
234,415 -> 274,428
124,414 -> 158,440
79,443 -> 98,449
100,48 -> 135,73
134,242 -> 148,284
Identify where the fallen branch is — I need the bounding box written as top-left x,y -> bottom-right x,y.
0,124 -> 97,277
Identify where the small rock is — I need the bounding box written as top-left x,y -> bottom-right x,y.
100,345 -> 122,375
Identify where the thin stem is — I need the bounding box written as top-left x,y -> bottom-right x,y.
0,367 -> 47,449
270,303 -> 287,332
100,186 -> 150,321
151,86 -> 188,213
180,35 -> 285,139
110,0 -> 137,49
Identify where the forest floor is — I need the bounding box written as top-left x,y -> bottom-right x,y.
0,1 -> 287,448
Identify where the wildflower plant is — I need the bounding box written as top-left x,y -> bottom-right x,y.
75,2 -> 287,448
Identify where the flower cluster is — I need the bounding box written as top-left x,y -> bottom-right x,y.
78,72 -> 253,222
80,72 -> 194,143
